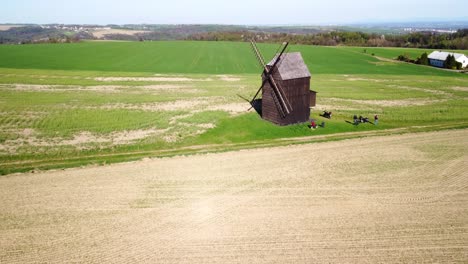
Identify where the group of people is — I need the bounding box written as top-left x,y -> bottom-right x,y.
321,111 -> 332,119
309,111 -> 379,129
309,111 -> 332,129
310,119 -> 326,129
353,114 -> 378,125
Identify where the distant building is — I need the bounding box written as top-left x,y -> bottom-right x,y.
428,51 -> 468,68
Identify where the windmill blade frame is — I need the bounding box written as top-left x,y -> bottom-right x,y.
249,40 -> 293,116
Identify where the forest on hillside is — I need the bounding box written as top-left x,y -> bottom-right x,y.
1,25 -> 467,50
185,29 -> 468,50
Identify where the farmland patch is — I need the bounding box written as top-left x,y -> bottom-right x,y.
0,25 -> 22,31
0,83 -> 200,94
451,86 -> 468,92
91,97 -> 223,112
217,75 -> 242,82
387,84 -> 453,96
327,97 -> 448,107
94,76 -> 212,82
0,130 -> 466,262
206,103 -> 252,115
91,29 -> 150,38
0,41 -> 462,76
0,128 -> 169,154
0,43 -> 466,174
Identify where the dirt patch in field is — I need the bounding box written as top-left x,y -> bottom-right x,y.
94,97 -> 224,112
217,75 -> 242,82
169,113 -> 195,125
94,77 -> 212,82
65,129 -> 166,146
161,123 -> 214,143
196,123 -> 216,129
314,103 -> 362,111
18,128 -> 35,137
1,84 -> 122,93
1,84 -> 71,92
137,84 -> 200,94
345,76 -> 395,82
0,128 -> 167,154
0,130 -> 467,263
388,85 -> 453,96
0,25 -> 22,31
92,29 -> 150,38
327,97 -> 447,107
451,86 -> 468,92
113,129 -> 168,144
368,60 -> 398,66
138,84 -> 195,91
77,85 -> 123,93
206,102 -> 251,115
162,134 -> 178,143
347,77 -> 381,82
1,84 -> 199,94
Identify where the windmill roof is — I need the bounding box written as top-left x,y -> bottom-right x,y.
428,51 -> 466,61
267,52 -> 311,80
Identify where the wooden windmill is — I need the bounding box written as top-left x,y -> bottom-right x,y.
250,40 -> 313,125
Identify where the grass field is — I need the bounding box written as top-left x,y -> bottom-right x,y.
0,41 -> 467,174
0,41 -> 466,75
345,46 -> 468,61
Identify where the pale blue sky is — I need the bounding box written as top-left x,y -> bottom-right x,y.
1,0 -> 467,25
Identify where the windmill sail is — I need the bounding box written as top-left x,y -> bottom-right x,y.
249,41 -> 292,117
250,40 -> 266,68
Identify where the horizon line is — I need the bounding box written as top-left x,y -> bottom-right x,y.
1,20 -> 468,27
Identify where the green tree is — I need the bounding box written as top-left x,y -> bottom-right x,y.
397,54 -> 410,62
417,52 -> 429,65
444,54 -> 457,69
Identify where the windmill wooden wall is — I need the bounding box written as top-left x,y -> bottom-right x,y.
262,73 -> 311,125
310,90 -> 317,107
261,52 -> 312,126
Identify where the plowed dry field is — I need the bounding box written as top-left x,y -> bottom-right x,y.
1,129 -> 467,263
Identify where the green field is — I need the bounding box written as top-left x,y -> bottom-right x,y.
0,41 -> 465,76
345,46 -> 468,61
0,41 -> 467,174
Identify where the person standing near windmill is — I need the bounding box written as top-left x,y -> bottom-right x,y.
310,119 -> 317,129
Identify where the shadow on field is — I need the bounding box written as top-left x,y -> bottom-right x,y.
346,120 -> 375,126
250,99 -> 262,117
237,94 -> 262,117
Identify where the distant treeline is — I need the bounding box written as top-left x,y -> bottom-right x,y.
1,25 -> 467,50
185,29 -> 468,50
0,26 -> 92,44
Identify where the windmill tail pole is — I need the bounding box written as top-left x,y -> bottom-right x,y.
250,75 -> 271,102
250,86 -> 262,103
